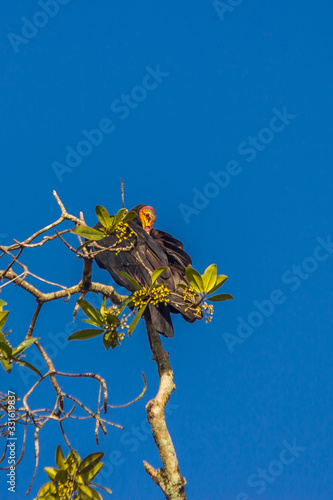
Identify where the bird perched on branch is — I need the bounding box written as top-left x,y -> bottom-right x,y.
93,205 -> 202,337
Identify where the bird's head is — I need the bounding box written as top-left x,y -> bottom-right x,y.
132,205 -> 156,234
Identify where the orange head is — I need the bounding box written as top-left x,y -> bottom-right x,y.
138,205 -> 156,234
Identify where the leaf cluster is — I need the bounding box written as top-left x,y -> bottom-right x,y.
35,445 -> 111,499
183,264 -> 233,301
179,264 -> 233,321
0,300 -> 42,377
71,206 -> 137,246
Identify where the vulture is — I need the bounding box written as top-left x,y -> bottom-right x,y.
93,205 -> 202,337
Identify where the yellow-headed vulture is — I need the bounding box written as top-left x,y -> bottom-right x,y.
93,205 -> 202,337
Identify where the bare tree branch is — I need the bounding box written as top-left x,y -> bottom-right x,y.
0,269 -> 127,305
143,315 -> 187,500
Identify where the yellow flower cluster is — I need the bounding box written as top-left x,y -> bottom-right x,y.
114,221 -> 134,243
132,287 -> 150,308
104,327 -> 125,347
132,284 -> 170,309
105,305 -> 118,316
202,302 -> 214,323
58,482 -> 74,500
182,286 -> 198,303
101,304 -> 129,346
150,284 -> 170,306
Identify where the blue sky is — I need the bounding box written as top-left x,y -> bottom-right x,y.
1,1 -> 333,498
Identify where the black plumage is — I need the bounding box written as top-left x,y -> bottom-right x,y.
93,206 -> 202,337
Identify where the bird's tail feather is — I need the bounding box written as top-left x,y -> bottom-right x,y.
148,304 -> 174,338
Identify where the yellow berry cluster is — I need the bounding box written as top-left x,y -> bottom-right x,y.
100,304 -> 130,347
104,328 -> 125,347
182,286 -> 198,303
132,284 -> 170,309
202,302 -> 214,323
150,284 -> 170,305
114,221 -> 134,243
58,481 -> 74,500
105,305 -> 118,316
132,287 -> 150,308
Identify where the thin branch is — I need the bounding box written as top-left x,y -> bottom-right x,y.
27,302 -> 43,338
121,178 -> 125,208
108,372 -> 147,409
0,269 -> 127,305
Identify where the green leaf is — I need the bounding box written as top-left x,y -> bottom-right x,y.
117,295 -> 133,315
0,356 -> 12,374
12,337 -> 39,356
102,335 -> 112,351
54,469 -> 68,483
118,271 -> 142,291
77,300 -> 104,327
177,283 -> 189,291
95,205 -> 112,229
106,314 -> 120,326
43,467 -> 58,480
100,296 -> 106,317
35,482 -> 51,498
54,469 -> 69,483
68,329 -> 105,341
128,305 -> 147,335
151,267 -> 167,286
77,484 -> 102,500
207,275 -> 228,295
55,445 -> 66,469
114,208 -> 127,226
0,340 -> 12,357
71,226 -> 105,241
82,318 -> 104,327
122,210 -> 137,222
66,450 -> 80,475
15,359 -> 42,378
202,264 -> 217,294
80,463 -> 103,484
0,311 -> 9,330
78,452 -> 104,476
91,482 -> 112,494
207,293 -> 233,302
185,267 -> 204,293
